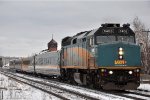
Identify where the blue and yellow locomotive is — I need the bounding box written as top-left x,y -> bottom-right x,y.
60,23 -> 141,90
9,23 -> 141,90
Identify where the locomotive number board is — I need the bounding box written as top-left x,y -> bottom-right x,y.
102,29 -> 128,34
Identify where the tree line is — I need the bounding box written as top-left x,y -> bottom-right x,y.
133,17 -> 150,74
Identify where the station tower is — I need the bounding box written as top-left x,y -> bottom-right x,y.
47,35 -> 58,52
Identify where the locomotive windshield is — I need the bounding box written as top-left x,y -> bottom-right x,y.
117,36 -> 135,43
97,36 -> 116,43
96,35 -> 135,44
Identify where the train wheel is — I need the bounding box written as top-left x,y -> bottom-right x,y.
60,68 -> 67,82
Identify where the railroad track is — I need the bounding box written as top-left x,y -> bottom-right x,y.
1,69 -> 150,100
105,90 -> 150,100
0,71 -> 69,100
125,90 -> 150,99
0,70 -> 109,100
101,85 -> 150,100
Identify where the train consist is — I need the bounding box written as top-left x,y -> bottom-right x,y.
9,23 -> 141,90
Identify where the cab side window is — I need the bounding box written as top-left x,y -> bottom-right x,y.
73,38 -> 77,44
89,37 -> 94,46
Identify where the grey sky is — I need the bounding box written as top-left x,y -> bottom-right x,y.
0,0 -> 150,57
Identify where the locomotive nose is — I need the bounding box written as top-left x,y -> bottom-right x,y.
96,42 -> 141,67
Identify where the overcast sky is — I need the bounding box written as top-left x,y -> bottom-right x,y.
0,0 -> 150,57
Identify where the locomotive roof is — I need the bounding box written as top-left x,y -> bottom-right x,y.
73,28 -> 99,39
76,32 -> 87,39
62,23 -> 134,46
64,23 -> 132,39
86,28 -> 99,36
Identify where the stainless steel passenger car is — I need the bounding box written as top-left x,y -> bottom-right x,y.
9,51 -> 60,76
35,51 -> 60,76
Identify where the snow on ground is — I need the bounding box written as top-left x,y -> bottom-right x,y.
1,70 -> 150,100
58,84 -> 129,100
16,73 -> 128,100
18,75 -> 129,99
124,83 -> 150,100
0,74 -> 60,100
1,71 -> 129,100
138,83 -> 150,91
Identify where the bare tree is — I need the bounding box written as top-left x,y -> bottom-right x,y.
133,16 -> 150,74
148,46 -> 150,74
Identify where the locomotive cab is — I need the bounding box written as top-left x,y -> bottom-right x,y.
94,23 -> 141,90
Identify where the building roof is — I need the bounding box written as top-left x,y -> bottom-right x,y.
48,39 -> 57,44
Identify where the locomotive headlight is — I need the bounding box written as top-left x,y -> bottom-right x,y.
129,71 -> 133,74
118,47 -> 124,55
136,69 -> 140,72
119,55 -> 123,59
134,69 -> 140,72
119,47 -> 123,51
119,50 -> 124,55
109,70 -> 113,74
101,69 -> 105,72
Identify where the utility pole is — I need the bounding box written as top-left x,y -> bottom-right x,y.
33,55 -> 35,74
33,54 -> 37,74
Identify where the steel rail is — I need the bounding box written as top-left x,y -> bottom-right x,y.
1,69 -> 150,100
0,70 -> 101,100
